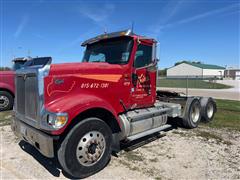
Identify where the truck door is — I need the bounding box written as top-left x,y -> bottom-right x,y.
130,41 -> 157,108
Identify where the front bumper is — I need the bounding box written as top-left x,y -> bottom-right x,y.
11,117 -> 57,158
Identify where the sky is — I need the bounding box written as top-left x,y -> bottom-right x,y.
0,0 -> 239,69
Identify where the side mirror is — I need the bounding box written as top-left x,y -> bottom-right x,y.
146,58 -> 158,71
153,58 -> 158,66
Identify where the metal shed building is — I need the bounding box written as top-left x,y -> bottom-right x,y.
224,68 -> 240,80
167,62 -> 225,78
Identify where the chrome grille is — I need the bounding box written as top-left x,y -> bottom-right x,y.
16,73 -> 39,121
16,76 -> 25,114
25,76 -> 38,119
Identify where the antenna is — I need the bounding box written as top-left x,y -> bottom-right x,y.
104,25 -> 107,34
131,21 -> 134,33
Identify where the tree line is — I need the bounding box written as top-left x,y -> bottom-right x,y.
0,67 -> 11,71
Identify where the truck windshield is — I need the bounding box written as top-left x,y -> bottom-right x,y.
23,57 -> 51,67
12,61 -> 26,70
82,37 -> 133,64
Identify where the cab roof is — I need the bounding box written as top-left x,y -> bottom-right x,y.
12,57 -> 27,62
81,29 -> 156,46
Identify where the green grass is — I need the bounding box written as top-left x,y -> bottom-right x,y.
157,79 -> 232,89
194,130 -> 232,145
203,99 -> 240,131
0,111 -> 12,126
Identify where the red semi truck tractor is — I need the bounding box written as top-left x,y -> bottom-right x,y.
11,30 -> 216,178
0,57 -> 49,111
0,58 -> 28,111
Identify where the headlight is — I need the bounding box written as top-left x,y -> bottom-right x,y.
47,113 -> 68,129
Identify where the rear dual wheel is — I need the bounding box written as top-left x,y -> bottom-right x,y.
58,118 -> 112,179
200,97 -> 216,122
182,97 -> 217,128
182,98 -> 201,129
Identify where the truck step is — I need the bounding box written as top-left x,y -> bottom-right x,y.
126,124 -> 172,141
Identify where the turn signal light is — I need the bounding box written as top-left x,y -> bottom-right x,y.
56,116 -> 68,127
47,113 -> 68,129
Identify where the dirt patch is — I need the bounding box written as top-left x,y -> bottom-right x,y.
0,111 -> 12,126
1,125 -> 240,179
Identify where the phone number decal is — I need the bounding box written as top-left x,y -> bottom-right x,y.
80,83 -> 109,89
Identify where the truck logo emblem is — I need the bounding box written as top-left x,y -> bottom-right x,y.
55,79 -> 64,85
138,74 -> 146,83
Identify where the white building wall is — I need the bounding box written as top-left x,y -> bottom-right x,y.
202,69 -> 224,77
167,63 -> 202,77
236,71 -> 240,80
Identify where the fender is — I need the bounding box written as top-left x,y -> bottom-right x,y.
45,93 -> 120,135
0,82 -> 15,95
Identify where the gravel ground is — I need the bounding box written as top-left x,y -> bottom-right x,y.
1,125 -> 240,179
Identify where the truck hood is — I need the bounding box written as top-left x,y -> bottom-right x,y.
49,62 -> 127,76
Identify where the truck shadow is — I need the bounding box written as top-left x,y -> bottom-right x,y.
119,118 -> 179,152
18,141 -> 62,177
18,140 -> 109,179
119,132 -> 167,152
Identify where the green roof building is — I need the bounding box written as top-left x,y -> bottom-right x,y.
167,62 -> 225,77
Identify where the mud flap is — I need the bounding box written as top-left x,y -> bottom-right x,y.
111,133 -> 120,153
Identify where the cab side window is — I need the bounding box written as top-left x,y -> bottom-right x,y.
134,44 -> 152,68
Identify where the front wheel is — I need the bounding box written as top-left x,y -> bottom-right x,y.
0,91 -> 14,111
58,117 -> 112,179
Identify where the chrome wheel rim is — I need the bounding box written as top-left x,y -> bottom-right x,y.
76,131 -> 106,167
0,96 -> 9,109
191,104 -> 200,123
207,103 -> 214,118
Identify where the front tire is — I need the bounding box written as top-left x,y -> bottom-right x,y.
0,91 -> 14,111
58,117 -> 112,179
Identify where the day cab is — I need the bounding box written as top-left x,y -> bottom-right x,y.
11,30 -> 216,178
